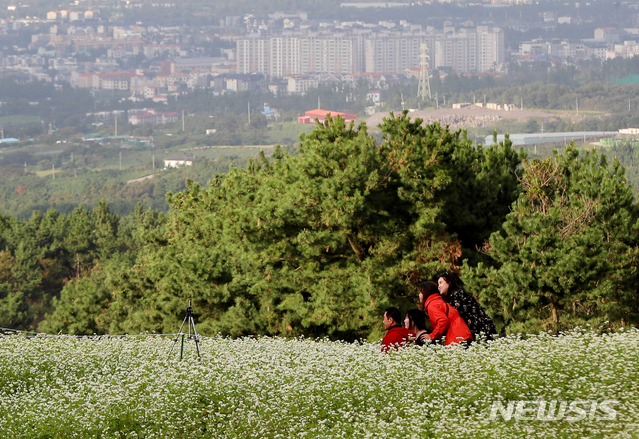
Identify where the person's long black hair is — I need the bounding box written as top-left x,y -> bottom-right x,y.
438,271 -> 461,291
418,281 -> 439,301
405,309 -> 427,331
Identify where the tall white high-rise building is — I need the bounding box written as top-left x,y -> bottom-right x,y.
236,26 -> 504,77
238,33 -> 364,77
434,29 -> 477,73
299,34 -> 362,74
364,33 -> 437,73
237,35 -> 270,75
269,35 -> 300,77
476,26 -> 504,71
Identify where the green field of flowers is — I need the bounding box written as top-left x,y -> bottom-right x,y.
1,329 -> 638,438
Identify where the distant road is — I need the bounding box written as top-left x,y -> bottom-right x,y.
126,174 -> 155,184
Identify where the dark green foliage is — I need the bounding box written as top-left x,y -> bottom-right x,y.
103,113 -> 523,339
609,143 -> 639,198
439,132 -> 523,264
4,115 -> 639,339
0,202 -> 161,331
0,246 -> 29,327
464,146 -> 639,334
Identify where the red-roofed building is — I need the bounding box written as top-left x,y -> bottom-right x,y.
78,72 -> 99,89
97,71 -> 138,90
297,109 -> 357,125
404,67 -> 421,79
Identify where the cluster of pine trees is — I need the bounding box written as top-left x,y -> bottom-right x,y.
2,113 -> 638,339
464,149 -> 639,334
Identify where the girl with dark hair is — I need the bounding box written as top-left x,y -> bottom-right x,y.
417,281 -> 472,346
438,271 -> 497,341
404,309 -> 429,346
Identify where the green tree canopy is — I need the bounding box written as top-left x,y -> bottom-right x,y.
91,113 -> 524,340
464,146 -> 639,334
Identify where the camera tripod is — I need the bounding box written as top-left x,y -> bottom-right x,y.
167,299 -> 202,361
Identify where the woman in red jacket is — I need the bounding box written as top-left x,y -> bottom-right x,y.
418,281 -> 472,346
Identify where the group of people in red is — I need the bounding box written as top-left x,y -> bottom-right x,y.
381,272 -> 497,352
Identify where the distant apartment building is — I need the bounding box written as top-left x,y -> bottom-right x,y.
132,44 -> 180,58
297,34 -> 364,75
476,26 -> 504,71
171,57 -> 225,72
364,33 -> 432,73
74,71 -> 141,91
238,33 -> 369,76
607,41 -> 639,59
518,39 -> 609,60
594,27 -> 626,44
434,31 -> 477,72
268,35 -> 300,76
237,35 -> 270,75
187,73 -> 210,89
237,26 -> 503,77
101,75 -> 130,90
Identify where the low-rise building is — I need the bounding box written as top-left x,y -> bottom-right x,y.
129,108 -> 179,125
297,109 -> 357,124
286,75 -> 318,94
607,41 -> 639,59
69,11 -> 83,22
164,155 -> 194,168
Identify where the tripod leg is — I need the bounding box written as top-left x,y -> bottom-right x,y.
167,314 -> 189,360
189,316 -> 202,360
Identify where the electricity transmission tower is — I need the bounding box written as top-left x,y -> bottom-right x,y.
417,43 -> 432,100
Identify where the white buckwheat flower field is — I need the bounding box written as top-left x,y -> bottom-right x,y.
1,329 -> 638,438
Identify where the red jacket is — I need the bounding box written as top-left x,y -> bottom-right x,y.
425,294 -> 472,345
381,326 -> 415,352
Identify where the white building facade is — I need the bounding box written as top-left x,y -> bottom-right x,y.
237,26 -> 503,77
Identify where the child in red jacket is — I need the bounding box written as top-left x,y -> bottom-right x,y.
381,307 -> 415,352
418,281 -> 472,346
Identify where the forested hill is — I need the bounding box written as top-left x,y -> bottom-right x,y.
0,156 -> 249,219
1,114 -> 638,340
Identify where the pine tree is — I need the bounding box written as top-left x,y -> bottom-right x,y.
107,113 -> 524,339
464,145 -> 639,334
0,247 -> 29,327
